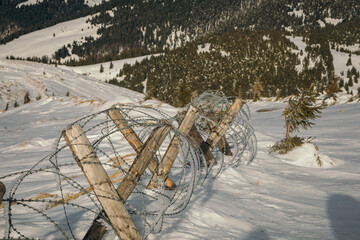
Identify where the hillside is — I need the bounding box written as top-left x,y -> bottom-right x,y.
2,0 -> 360,61
111,31 -> 360,106
0,60 -> 360,239
0,59 -> 143,111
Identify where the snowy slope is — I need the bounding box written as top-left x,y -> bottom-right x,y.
17,0 -> 110,8
65,55 -> 158,82
0,59 -> 143,111
1,60 -> 360,239
0,15 -> 100,61
288,36 -> 360,95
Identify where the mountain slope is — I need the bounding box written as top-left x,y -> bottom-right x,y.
0,59 -> 143,111
0,60 -> 360,239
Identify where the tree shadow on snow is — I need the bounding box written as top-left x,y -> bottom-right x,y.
327,194 -> 360,240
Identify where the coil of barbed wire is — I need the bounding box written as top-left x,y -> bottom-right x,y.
1,104 -> 204,239
0,91 -> 257,239
190,90 -> 257,178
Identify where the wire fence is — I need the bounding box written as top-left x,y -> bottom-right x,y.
0,91 -> 257,239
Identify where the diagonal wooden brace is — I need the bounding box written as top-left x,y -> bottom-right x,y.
116,122 -> 172,200
108,109 -> 175,188
63,124 -> 142,240
201,98 -> 243,165
207,121 -> 233,156
156,105 -> 199,188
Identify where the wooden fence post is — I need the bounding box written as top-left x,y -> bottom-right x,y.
188,126 -> 215,164
201,98 -> 243,165
0,181 -> 5,206
156,105 -> 199,188
207,121 -> 233,156
63,124 -> 142,240
108,109 -> 175,188
116,123 -> 172,200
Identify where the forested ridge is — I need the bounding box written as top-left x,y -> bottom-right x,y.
1,0 -> 360,105
111,30 -> 338,106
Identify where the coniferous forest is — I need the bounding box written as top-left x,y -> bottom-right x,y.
1,0 -> 360,105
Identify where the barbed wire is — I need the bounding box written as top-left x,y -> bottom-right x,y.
0,91 -> 257,239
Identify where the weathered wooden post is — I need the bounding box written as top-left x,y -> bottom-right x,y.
108,109 -> 175,188
207,121 -> 233,156
116,122 -> 172,200
188,126 -> 215,164
201,98 -> 243,165
156,105 -> 199,188
63,124 -> 142,240
0,181 -> 5,206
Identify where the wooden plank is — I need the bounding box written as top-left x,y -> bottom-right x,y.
116,123 -> 172,200
82,220 -> 106,240
156,105 -> 199,188
189,126 -> 215,164
0,181 -> 5,206
108,109 -> 175,188
201,98 -> 243,165
207,121 -> 233,156
63,124 -> 141,240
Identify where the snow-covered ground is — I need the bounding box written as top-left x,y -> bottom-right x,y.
17,0 -> 110,8
0,15 -> 100,61
1,60 -> 360,239
288,36 -> 360,95
0,59 -> 143,111
64,55 -> 157,82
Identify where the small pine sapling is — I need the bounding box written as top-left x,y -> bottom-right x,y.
24,91 -> 31,104
271,84 -> 325,156
252,80 -> 263,102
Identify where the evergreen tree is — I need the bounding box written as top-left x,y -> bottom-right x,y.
348,77 -> 354,87
24,91 -> 30,104
272,84 -> 324,154
252,80 -> 263,102
175,79 -> 191,107
346,57 -> 352,66
100,64 -> 104,73
324,80 -> 340,102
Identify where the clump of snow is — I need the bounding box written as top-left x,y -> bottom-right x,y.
318,20 -> 326,28
84,0 -> 110,7
324,17 -> 343,26
197,43 -> 211,54
276,143 -> 335,168
17,0 -> 44,8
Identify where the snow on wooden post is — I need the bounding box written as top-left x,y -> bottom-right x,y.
0,181 -> 5,206
156,105 -> 199,188
108,109 -> 175,188
63,124 -> 142,240
116,122 -> 172,200
201,98 -> 243,165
